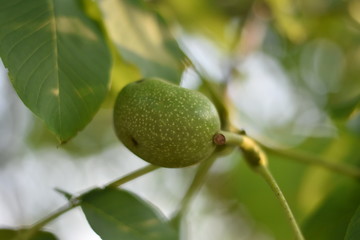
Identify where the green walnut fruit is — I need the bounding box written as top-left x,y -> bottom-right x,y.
113,78 -> 221,168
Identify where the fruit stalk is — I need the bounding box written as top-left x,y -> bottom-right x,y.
256,165 -> 305,240
215,131 -> 305,240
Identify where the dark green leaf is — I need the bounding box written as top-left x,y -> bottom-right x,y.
0,229 -> 57,240
98,0 -> 183,84
302,181 -> 360,240
345,205 -> 360,240
81,188 -> 178,240
0,0 -> 111,142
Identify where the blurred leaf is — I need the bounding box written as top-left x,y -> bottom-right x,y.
26,108 -> 116,156
302,181 -> 360,240
262,0 -> 360,120
345,205 -> 360,240
198,79 -> 232,130
211,0 -> 254,18
329,53 -> 360,119
265,0 -> 307,43
0,229 -> 57,240
297,1 -> 360,118
80,0 -> 103,23
98,0 -> 183,84
102,50 -> 142,108
299,39 -> 344,95
299,124 -> 360,239
297,124 -> 360,216
301,2 -> 354,48
81,188 -> 178,240
347,107 -> 360,135
153,0 -> 234,47
0,0 -> 111,142
79,0 -> 142,107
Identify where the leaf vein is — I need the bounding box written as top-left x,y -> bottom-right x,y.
21,41 -> 52,95
48,0 -> 62,138
34,61 -> 56,109
4,15 -> 51,61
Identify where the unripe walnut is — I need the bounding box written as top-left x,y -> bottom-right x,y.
113,78 -> 221,168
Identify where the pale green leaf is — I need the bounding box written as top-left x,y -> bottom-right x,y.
81,188 -> 178,240
0,0 -> 111,142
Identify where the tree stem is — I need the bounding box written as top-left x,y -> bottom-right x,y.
215,131 -> 305,240
18,164 -> 160,240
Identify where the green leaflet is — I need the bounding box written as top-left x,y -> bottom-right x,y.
0,0 -> 111,142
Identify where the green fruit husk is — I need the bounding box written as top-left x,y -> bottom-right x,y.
113,78 -> 221,168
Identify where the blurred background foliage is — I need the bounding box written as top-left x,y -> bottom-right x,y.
0,0 -> 360,239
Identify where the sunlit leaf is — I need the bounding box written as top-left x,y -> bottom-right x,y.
81,188 -> 178,240
102,50 -> 142,108
0,0 -> 111,142
154,0 -> 234,47
0,229 -> 57,240
98,0 -> 183,84
80,0 -> 141,108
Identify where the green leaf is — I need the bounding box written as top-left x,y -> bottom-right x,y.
266,0 -> 306,43
152,0 -> 234,47
81,188 -> 179,240
302,181 -> 360,240
0,0 -> 111,142
0,229 -> 57,240
98,0 -> 183,84
345,205 -> 360,240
